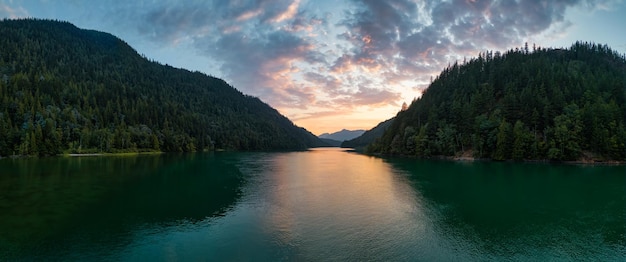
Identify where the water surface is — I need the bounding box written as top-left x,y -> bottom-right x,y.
1,148 -> 624,261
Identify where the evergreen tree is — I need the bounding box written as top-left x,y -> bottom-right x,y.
369,41 -> 626,161
0,19 -> 325,156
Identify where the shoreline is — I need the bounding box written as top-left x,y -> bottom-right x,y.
66,153 -> 104,157
355,150 -> 626,165
0,151 -> 165,159
449,156 -> 625,165
63,151 -> 164,157
3,149 -> 624,165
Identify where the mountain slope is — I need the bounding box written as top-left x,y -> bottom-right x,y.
341,118 -> 394,150
319,129 -> 365,141
319,138 -> 342,147
0,19 -> 324,156
368,42 -> 626,161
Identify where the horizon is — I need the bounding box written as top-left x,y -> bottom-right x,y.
2,0 -> 625,135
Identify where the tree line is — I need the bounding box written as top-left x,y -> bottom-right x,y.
368,41 -> 626,161
0,19 -> 323,156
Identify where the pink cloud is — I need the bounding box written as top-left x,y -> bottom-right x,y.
269,0 -> 301,23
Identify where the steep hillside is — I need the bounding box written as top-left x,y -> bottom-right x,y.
341,118 -> 394,150
319,138 -> 342,147
0,19 -> 324,156
368,42 -> 626,161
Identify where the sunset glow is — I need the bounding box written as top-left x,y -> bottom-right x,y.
2,0 -> 625,135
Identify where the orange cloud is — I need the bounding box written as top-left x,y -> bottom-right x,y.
269,0 -> 301,23
236,8 -> 263,22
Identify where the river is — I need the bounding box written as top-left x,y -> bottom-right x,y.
0,148 -> 624,261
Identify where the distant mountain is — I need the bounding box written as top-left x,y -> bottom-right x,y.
0,19 -> 325,156
319,129 -> 365,141
368,42 -> 626,161
341,118 -> 394,150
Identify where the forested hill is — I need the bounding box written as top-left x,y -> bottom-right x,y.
341,117 -> 393,151
368,42 -> 626,161
0,19 -> 325,156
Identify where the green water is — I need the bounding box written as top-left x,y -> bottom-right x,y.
0,148 -> 624,261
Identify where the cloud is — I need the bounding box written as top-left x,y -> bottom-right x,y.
0,3 -> 28,18
206,29 -> 323,107
347,86 -> 402,107
112,0 -> 326,109
289,110 -> 343,122
130,0 -> 308,44
1,0 -> 617,133
140,3 -> 213,43
333,0 -> 612,95
269,0 -> 301,23
303,72 -> 343,94
101,0 -> 614,114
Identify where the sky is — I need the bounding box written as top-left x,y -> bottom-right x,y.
1,0 -> 625,135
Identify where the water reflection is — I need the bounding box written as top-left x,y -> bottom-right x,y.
245,148 -> 437,260
1,150 -> 624,261
110,149 -> 441,261
386,159 -> 626,260
0,153 -> 245,260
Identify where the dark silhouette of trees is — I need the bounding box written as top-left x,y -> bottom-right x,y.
369,41 -> 626,161
0,19 -> 323,156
